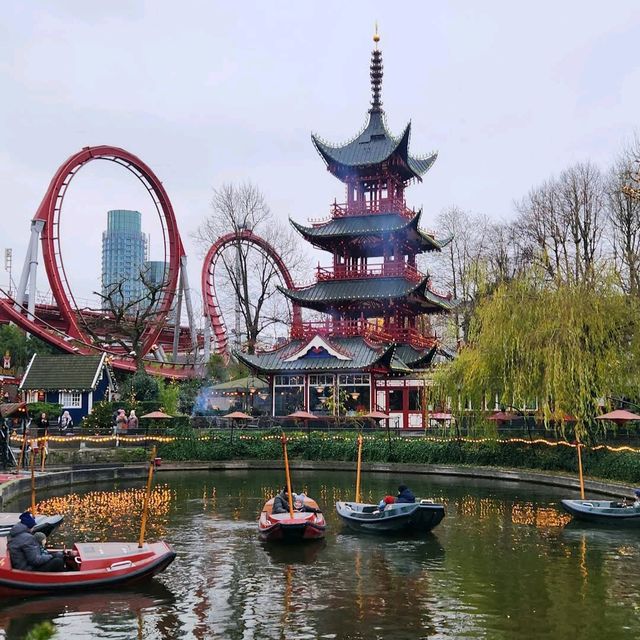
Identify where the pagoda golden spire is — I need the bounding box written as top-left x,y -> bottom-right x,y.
373,22 -> 380,46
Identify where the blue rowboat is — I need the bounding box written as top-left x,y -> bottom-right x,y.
561,499 -> 640,525
335,499 -> 445,534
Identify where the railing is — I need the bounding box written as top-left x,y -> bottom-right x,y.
290,318 -> 437,349
316,262 -> 424,283
306,198 -> 417,225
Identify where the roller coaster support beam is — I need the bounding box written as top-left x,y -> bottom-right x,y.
15,219 -> 45,320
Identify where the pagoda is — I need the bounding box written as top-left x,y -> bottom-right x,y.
237,31 -> 454,428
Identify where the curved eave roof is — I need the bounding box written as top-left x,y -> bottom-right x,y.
233,338 -> 398,374
291,211 -> 445,253
312,111 -> 437,183
278,277 -> 429,307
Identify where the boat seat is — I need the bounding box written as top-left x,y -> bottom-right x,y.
361,506 -> 377,513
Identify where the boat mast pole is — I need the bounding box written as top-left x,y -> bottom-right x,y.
138,445 -> 157,548
281,433 -> 294,517
576,440 -> 585,499
355,433 -> 363,503
30,439 -> 36,513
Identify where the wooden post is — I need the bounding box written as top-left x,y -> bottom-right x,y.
40,432 -> 47,472
16,433 -> 28,474
576,441 -> 585,500
281,433 -> 294,517
138,445 -> 157,548
355,433 -> 363,503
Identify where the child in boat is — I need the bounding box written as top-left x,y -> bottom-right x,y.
377,495 -> 396,511
293,493 -> 321,513
34,531 -> 47,554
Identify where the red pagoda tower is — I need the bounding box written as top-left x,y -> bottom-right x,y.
238,32 -> 454,428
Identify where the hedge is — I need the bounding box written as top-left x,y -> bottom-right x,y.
156,429 -> 640,485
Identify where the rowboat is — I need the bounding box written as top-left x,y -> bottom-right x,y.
0,513 -> 63,537
561,499 -> 640,525
0,538 -> 176,597
335,499 -> 445,534
258,497 -> 326,543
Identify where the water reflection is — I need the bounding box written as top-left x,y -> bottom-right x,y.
2,471 -> 640,639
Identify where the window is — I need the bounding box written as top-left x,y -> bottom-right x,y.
389,389 -> 404,411
59,391 -> 82,408
309,374 -> 335,415
274,375 -> 304,415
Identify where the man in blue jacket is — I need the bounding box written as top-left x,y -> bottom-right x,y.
396,485 -> 416,504
7,512 -> 65,572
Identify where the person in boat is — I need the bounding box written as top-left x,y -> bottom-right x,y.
272,487 -> 290,514
293,493 -> 321,514
7,512 -> 65,572
377,495 -> 396,511
33,531 -> 47,554
634,489 -> 640,507
396,485 -> 416,504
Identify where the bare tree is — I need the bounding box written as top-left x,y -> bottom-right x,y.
606,143 -> 640,295
80,267 -> 169,370
558,161 -> 605,283
193,182 -> 307,354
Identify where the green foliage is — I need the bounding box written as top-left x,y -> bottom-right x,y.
157,429 -> 640,484
120,371 -> 160,402
0,324 -> 59,370
81,400 -> 114,430
178,378 -> 204,414
27,402 -> 62,420
207,354 -> 228,382
437,274 -> 640,442
158,379 -> 180,415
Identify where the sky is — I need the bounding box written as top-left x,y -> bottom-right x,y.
1,1 -> 639,317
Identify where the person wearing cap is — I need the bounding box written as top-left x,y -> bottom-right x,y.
396,484 -> 416,504
7,512 -> 65,572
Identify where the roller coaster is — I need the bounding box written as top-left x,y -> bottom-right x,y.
0,146 -> 297,377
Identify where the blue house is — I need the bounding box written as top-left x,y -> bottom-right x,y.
19,353 -> 116,425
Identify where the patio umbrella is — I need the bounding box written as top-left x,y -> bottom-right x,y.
287,410 -> 317,440
224,411 -> 252,443
140,411 -> 173,444
487,411 -> 519,423
595,409 -> 640,423
140,411 -> 173,419
363,410 -> 391,446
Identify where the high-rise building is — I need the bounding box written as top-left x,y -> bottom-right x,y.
101,210 -> 148,309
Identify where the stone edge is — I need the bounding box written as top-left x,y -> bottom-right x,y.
1,461 -> 633,509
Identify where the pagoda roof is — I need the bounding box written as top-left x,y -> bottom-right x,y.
235,336 -> 406,374
290,211 -> 449,254
312,111 -> 437,183
279,278 -> 455,313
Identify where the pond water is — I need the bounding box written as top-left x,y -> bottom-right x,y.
1,470 -> 640,640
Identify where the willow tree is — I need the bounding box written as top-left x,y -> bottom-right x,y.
436,273 -> 640,441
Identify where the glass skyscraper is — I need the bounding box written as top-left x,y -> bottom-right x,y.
101,210 -> 148,309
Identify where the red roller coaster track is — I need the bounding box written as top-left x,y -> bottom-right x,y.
201,229 -> 301,357
0,145 -> 194,379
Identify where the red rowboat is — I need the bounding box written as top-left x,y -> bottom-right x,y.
0,538 -> 176,597
258,497 -> 326,543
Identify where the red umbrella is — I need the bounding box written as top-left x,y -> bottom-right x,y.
488,411 -> 519,423
363,410 -> 390,420
596,409 -> 640,423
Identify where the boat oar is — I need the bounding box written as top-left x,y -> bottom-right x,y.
355,433 -> 363,503
138,445 -> 157,548
281,433 -> 294,517
30,440 -> 37,514
576,440 -> 585,500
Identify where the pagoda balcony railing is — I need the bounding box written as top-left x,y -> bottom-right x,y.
330,197 -> 415,220
290,318 -> 436,349
316,262 -> 425,283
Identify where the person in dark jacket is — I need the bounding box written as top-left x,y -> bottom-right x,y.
272,487 -> 290,514
396,484 -> 416,504
7,512 -> 65,572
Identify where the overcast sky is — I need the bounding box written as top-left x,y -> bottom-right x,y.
1,1 -> 639,315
